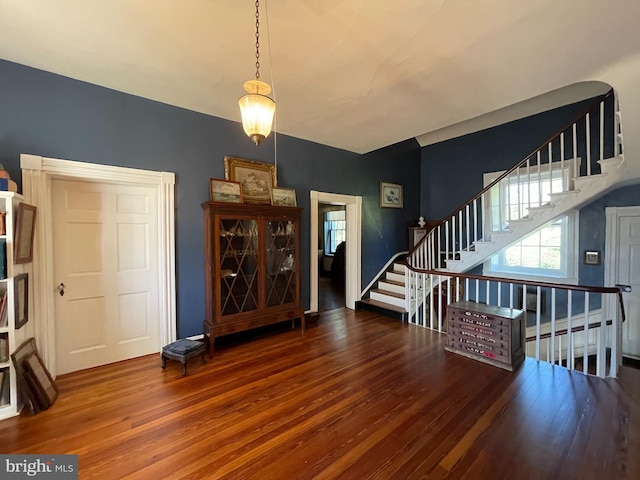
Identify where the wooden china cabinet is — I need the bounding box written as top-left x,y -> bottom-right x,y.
202,202 -> 305,356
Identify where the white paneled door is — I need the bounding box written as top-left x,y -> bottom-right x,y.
618,214 -> 640,359
53,179 -> 160,374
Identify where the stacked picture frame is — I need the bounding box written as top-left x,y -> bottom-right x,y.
208,156 -> 298,207
11,337 -> 58,414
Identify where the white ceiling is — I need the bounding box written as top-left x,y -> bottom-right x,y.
0,0 -> 637,154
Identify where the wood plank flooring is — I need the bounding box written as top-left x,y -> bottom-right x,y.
1,308 -> 639,479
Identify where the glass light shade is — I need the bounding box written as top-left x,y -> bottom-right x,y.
238,80 -> 275,145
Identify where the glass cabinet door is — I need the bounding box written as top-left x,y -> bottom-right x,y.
265,218 -> 297,307
218,217 -> 259,316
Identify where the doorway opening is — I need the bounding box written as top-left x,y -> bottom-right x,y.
318,203 -> 346,312
310,191 -> 362,313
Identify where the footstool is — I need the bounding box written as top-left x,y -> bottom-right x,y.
161,339 -> 206,376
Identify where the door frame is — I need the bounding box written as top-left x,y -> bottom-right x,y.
20,154 -> 176,376
604,205 -> 640,364
310,191 -> 362,312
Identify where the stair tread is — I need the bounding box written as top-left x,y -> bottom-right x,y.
360,298 -> 407,313
380,279 -> 404,287
371,288 -> 404,299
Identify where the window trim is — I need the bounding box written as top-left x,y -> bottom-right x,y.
482,166 -> 579,285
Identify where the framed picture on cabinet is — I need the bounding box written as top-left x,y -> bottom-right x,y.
380,181 -> 403,208
209,178 -> 243,204
271,187 -> 297,207
14,203 -> 37,264
224,156 -> 277,204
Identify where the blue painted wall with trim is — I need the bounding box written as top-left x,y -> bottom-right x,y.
0,59 -> 421,337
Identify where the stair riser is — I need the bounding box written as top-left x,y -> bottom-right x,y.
370,291 -> 405,308
386,271 -> 405,283
378,281 -> 405,295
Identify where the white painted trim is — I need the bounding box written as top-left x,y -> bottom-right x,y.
20,154 -> 176,376
310,191 -> 362,312
605,205 -> 640,368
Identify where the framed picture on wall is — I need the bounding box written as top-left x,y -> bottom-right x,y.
14,203 -> 37,264
380,181 -> 403,208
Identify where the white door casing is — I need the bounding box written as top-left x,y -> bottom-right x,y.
310,191 -> 362,312
53,179 -> 161,374
20,154 -> 176,377
605,206 -> 640,361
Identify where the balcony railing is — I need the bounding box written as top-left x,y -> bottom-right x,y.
404,268 -> 624,378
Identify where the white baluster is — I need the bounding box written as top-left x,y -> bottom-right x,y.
550,288 -> 556,364
583,292 -> 590,374
599,100 -> 604,162
568,291 -> 574,370
560,133 -> 565,191
535,285 -> 541,361
586,112 -> 592,176
572,123 -> 578,179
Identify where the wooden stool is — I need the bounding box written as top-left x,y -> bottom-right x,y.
161,339 -> 206,376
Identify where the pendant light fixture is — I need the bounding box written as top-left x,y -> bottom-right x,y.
239,0 -> 275,146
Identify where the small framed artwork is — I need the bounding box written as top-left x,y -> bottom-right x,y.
271,187 -> 297,207
11,337 -> 42,414
584,250 -> 601,265
23,351 -> 58,406
380,181 -> 403,208
14,203 -> 37,264
209,178 -> 243,203
14,273 -> 28,329
224,156 -> 277,204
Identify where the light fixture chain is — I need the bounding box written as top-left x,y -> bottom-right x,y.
255,0 -> 261,80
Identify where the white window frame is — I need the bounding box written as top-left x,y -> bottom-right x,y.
482,165 -> 579,284
323,209 -> 346,256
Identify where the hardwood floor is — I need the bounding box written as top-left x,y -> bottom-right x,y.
2,308 -> 639,479
318,275 -> 345,312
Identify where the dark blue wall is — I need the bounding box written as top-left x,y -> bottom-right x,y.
0,59 -> 421,337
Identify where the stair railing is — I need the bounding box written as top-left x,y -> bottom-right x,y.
404,268 -> 625,378
405,89 -> 620,316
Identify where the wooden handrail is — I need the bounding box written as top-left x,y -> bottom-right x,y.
401,266 -> 626,324
408,88 -> 614,258
402,266 -> 619,294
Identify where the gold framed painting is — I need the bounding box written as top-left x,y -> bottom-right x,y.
224,156 -> 277,204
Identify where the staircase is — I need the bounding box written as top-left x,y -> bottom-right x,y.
361,90 -> 625,323
358,261 -> 409,321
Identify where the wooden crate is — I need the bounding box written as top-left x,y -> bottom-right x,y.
445,301 -> 525,371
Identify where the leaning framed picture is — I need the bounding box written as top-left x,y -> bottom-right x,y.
23,351 -> 58,406
14,273 -> 28,329
380,181 -> 403,208
14,203 -> 37,264
224,156 -> 277,204
209,178 -> 243,203
271,187 -> 297,207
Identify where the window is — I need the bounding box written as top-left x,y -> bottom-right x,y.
483,165 -> 578,283
324,210 -> 346,255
